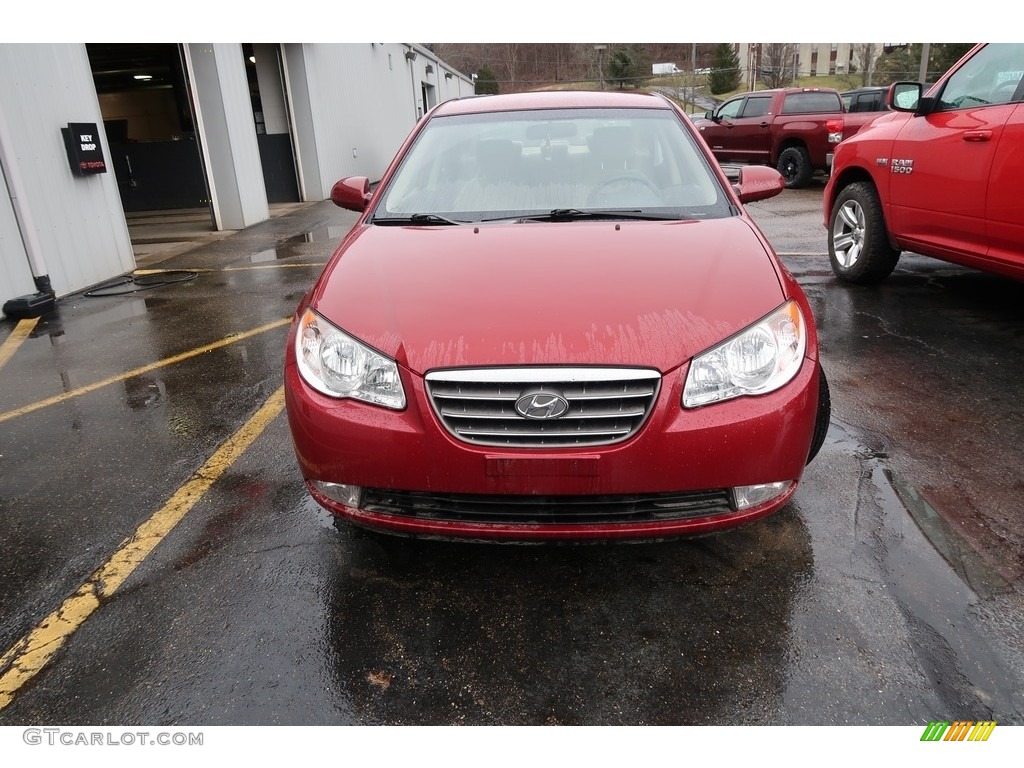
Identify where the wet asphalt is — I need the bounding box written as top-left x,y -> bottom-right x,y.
0,186 -> 1022,725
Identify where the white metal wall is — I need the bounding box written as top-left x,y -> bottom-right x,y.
0,162 -> 36,301
0,44 -> 134,307
253,44 -> 289,135
285,43 -> 475,201
184,43 -> 269,231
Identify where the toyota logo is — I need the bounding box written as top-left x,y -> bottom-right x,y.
514,391 -> 570,420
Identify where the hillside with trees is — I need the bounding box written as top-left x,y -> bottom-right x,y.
429,43 -> 716,91
428,42 -> 975,94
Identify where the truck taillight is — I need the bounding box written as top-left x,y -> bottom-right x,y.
827,118 -> 844,144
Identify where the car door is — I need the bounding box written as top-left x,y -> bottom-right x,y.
722,95 -> 774,163
699,95 -> 773,163
887,44 -> 1022,261
697,96 -> 743,159
985,99 -> 1024,272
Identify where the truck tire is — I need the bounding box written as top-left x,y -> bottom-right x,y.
828,181 -> 901,284
777,146 -> 812,189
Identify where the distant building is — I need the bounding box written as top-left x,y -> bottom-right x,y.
736,43 -> 869,86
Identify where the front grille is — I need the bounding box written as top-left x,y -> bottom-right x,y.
361,489 -> 734,525
425,367 -> 661,447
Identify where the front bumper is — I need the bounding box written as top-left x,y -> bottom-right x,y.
285,350 -> 820,542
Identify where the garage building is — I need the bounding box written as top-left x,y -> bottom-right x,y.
0,43 -> 474,315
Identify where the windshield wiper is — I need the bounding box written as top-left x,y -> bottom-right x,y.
373,213 -> 466,226
518,208 -> 678,222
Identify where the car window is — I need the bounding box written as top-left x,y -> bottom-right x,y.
934,43 -> 1024,111
781,92 -> 842,114
850,92 -> 883,112
717,98 -> 744,120
741,96 -> 772,118
841,94 -> 853,111
374,107 -> 731,223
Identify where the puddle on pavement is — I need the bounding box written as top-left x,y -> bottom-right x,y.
830,419 -> 1011,600
887,469 -> 1010,599
250,226 -> 349,263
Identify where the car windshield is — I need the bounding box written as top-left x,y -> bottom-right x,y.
372,107 -> 732,223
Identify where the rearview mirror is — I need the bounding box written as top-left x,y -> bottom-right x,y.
525,122 -> 577,140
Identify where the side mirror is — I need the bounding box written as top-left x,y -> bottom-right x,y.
330,176 -> 371,212
889,82 -> 922,112
704,110 -> 715,121
732,165 -> 785,203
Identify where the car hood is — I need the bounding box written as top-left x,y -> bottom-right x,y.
310,218 -> 785,374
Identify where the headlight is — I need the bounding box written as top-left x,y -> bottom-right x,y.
683,301 -> 806,408
295,308 -> 406,409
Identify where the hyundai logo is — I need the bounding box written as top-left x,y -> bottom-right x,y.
514,391 -> 570,420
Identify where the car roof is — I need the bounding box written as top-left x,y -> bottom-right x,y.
748,87 -> 838,94
432,90 -> 673,117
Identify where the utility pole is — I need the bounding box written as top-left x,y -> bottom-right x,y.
918,42 -> 930,83
594,44 -> 607,90
689,43 -> 697,112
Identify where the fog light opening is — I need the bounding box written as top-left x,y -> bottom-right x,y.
311,481 -> 364,509
732,481 -> 792,510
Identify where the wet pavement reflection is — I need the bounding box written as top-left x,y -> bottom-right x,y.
325,512 -> 813,725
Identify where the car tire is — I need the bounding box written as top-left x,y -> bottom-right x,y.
828,181 -> 901,284
777,146 -> 812,189
806,366 -> 831,465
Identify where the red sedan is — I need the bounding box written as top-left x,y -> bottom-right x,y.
285,90 -> 829,542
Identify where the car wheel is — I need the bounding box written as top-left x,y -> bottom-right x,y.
777,146 -> 812,189
828,181 -> 901,284
806,366 -> 830,465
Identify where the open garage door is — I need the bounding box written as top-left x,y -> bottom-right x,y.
87,44 -> 212,214
244,44 -> 300,204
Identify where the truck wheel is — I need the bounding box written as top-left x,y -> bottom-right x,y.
777,146 -> 812,188
828,181 -> 901,284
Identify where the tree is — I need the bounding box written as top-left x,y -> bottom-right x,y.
931,43 -> 974,78
474,65 -> 499,95
627,43 -> 650,85
500,43 -> 521,92
607,44 -> 647,89
607,46 -> 633,88
759,43 -> 798,89
853,43 -> 879,86
709,43 -> 741,95
874,43 -> 975,85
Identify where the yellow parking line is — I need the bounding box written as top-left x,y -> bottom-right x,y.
0,317 -> 39,371
0,317 -> 290,425
0,386 -> 286,711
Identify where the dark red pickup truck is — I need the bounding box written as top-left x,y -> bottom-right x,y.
693,87 -> 879,188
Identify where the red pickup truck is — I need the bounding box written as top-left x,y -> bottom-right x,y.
694,87 -> 878,188
824,43 -> 1024,284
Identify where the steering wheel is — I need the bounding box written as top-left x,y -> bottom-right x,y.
587,174 -> 662,207
992,79 -> 1020,104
